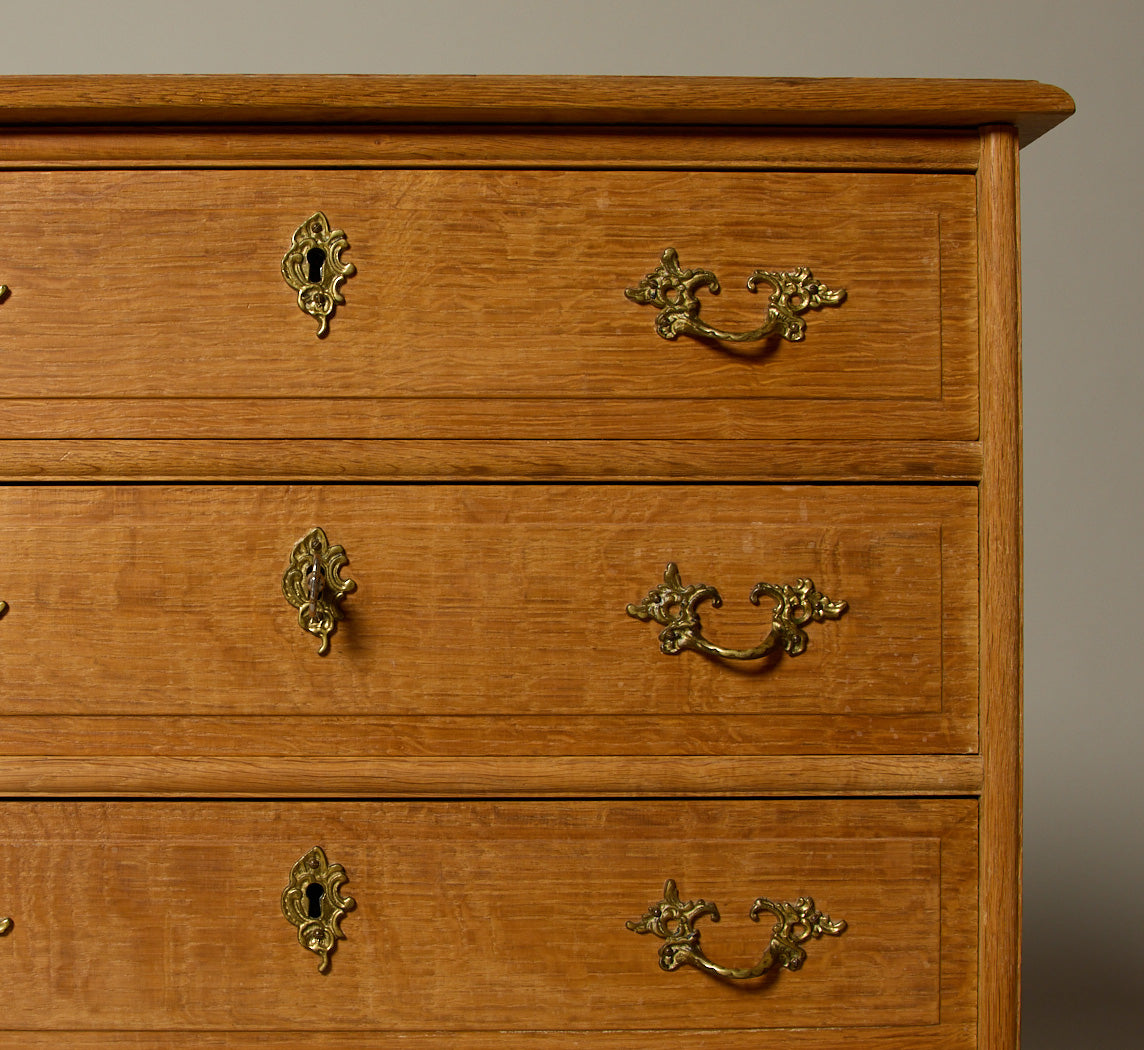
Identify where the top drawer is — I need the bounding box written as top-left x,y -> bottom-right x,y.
0,168 -> 976,442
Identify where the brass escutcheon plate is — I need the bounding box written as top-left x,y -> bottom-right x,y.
281,212 -> 355,337
281,845 -> 355,974
282,527 -> 356,656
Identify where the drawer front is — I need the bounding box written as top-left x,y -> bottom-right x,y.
0,798 -> 975,1046
0,169 -> 976,441
0,484 -> 977,756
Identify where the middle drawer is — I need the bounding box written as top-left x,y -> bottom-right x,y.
0,484 -> 976,756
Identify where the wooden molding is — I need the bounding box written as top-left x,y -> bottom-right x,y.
0,75 -> 1074,144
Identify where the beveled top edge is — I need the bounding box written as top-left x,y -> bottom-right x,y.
0,75 -> 1074,145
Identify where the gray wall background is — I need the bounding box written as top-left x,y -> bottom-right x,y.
2,0 -> 1139,1044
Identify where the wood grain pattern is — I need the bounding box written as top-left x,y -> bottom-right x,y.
0,395 -> 978,442
0,755 -> 984,797
0,80 -> 1067,1045
0,169 -> 977,441
0,799 -> 975,1035
0,438 -> 983,482
0,75 -> 1074,144
977,126 -> 1023,1050
0,127 -> 980,171
0,1028 -> 977,1050
0,485 -> 977,757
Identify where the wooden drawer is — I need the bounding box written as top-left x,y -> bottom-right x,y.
0,484 -> 977,760
0,798 -> 976,1048
0,168 -> 976,442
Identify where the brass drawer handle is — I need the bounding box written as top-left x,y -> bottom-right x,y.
627,562 -> 846,661
282,527 -> 356,656
281,846 -> 355,974
281,212 -> 355,337
628,879 -> 845,979
0,917 -> 11,936
626,247 -> 844,344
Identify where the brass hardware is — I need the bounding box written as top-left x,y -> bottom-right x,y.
281,212 -> 355,337
626,247 -> 844,344
0,918 -> 11,935
0,600 -> 7,619
0,285 -> 9,304
282,527 -> 356,656
281,845 -> 355,974
627,879 -> 845,979
627,562 -> 846,661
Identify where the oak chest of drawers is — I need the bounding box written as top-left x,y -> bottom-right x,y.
0,76 -> 1072,1049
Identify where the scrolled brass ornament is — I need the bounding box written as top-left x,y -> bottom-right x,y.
627,562 -> 847,661
626,247 -> 845,344
281,845 -> 355,974
627,879 -> 845,980
281,212 -> 355,337
282,527 -> 356,656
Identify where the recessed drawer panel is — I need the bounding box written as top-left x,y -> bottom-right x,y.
0,798 -> 975,1047
0,169 -> 975,440
0,484 -> 976,757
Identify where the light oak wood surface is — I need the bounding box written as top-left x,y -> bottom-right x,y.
0,127 -> 981,171
0,76 -> 1071,1047
977,126 -> 1024,1050
0,1030 -> 977,1049
0,754 -> 983,797
0,484 -> 977,757
0,799 -> 975,1038
0,75 -> 1074,144
0,438 -> 984,483
0,169 -> 976,441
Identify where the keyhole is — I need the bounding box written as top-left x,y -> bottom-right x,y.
306,247 -> 327,284
305,882 -> 326,919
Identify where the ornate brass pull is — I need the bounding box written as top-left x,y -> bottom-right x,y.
282,527 -> 356,656
626,247 -> 844,344
627,562 -> 846,661
281,845 -> 355,974
0,600 -> 7,619
0,917 -> 11,936
627,879 -> 845,979
281,212 -> 355,337
0,285 -> 9,304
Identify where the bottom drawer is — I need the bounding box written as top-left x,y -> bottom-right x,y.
0,799 -> 976,1048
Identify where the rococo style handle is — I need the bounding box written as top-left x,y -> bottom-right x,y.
626,247 -> 845,344
627,563 -> 847,661
282,527 -> 356,656
627,879 -> 845,979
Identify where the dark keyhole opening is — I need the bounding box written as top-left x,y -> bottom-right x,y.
305,882 -> 326,919
306,247 -> 327,284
